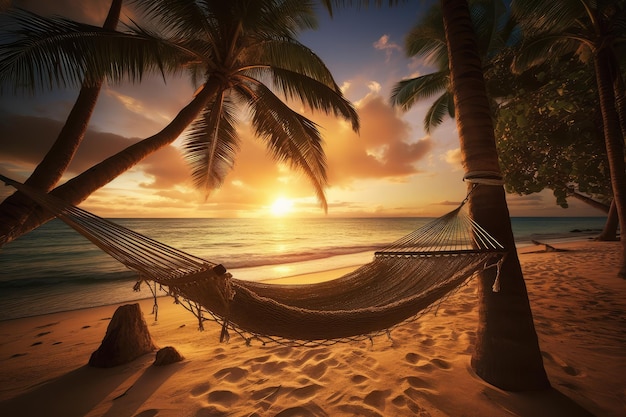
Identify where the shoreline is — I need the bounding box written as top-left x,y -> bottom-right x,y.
0,240 -> 624,416
0,236 -> 599,322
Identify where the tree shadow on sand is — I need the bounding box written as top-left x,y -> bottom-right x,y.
0,354 -> 184,417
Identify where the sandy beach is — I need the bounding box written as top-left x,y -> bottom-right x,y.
0,240 -> 624,417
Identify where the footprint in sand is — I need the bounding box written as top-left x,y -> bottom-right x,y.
190,382 -> 211,397
430,358 -> 451,369
302,361 -> 328,380
363,389 -> 392,411
392,395 -> 407,407
35,331 -> 51,337
351,374 -> 368,384
404,352 -> 420,364
420,337 -> 435,347
207,390 -> 239,407
213,366 -> 248,383
392,394 -> 426,415
30,341 -> 43,346
405,376 -> 433,389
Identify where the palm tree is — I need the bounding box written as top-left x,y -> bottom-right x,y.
321,0 -> 549,391
390,0 -> 511,133
0,0 -> 359,244
511,0 -> 626,277
395,1 -> 621,241
0,0 -> 122,242
440,0 -> 549,390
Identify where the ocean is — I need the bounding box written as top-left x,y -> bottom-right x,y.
0,216 -> 606,321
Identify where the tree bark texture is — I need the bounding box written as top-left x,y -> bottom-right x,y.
594,49 -> 626,276
441,0 -> 550,390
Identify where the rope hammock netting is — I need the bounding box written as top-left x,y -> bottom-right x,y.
1,174 -> 506,346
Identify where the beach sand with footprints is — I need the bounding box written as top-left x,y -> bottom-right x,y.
0,240 -> 624,416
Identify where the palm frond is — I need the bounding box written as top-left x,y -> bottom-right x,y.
243,0 -> 318,37
0,9 -> 191,93
181,91 -> 239,191
404,5 -> 448,68
390,71 -> 449,111
129,0 -> 213,39
320,0 -> 403,17
512,0 -> 589,35
423,93 -> 451,134
242,66 -> 359,132
237,81 -> 329,211
512,35 -> 582,73
257,38 -> 338,89
470,0 -> 509,56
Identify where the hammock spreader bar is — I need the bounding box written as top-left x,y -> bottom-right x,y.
0,174 -> 506,345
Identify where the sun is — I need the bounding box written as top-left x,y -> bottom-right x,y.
270,197 -> 294,217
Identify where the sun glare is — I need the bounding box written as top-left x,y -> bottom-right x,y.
270,197 -> 294,217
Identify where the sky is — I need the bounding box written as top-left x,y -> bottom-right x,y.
0,0 -> 604,218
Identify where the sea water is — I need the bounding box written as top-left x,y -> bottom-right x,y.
0,216 -> 606,320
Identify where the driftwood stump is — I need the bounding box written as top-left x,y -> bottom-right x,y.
89,303 -> 157,368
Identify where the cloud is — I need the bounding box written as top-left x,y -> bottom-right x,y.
0,113 -> 142,173
373,34 -> 402,61
0,113 -> 194,195
138,146 -> 191,189
442,148 -> 462,169
0,88 -> 437,217
318,94 -> 432,186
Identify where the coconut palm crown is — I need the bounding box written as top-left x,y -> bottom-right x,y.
390,0 -> 512,133
0,0 -> 360,212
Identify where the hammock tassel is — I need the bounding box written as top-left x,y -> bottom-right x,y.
490,255 -> 507,293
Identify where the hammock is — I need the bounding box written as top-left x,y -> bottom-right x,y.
0,175 -> 506,346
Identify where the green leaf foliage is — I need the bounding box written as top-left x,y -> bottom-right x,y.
495,56 -> 612,207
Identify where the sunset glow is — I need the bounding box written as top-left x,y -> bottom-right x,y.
0,1 -> 602,218
270,197 -> 294,217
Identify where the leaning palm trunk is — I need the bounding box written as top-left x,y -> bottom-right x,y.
0,0 -> 122,244
594,48 -> 626,277
569,191 -> 610,213
441,0 -> 549,390
2,81 -> 216,243
568,191 -> 618,241
597,200 -> 619,241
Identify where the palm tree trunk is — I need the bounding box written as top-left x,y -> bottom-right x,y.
441,0 -> 549,390
569,190 -> 610,213
597,199 -> 619,241
594,49 -> 626,277
3,81 -> 216,243
0,0 -> 123,243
